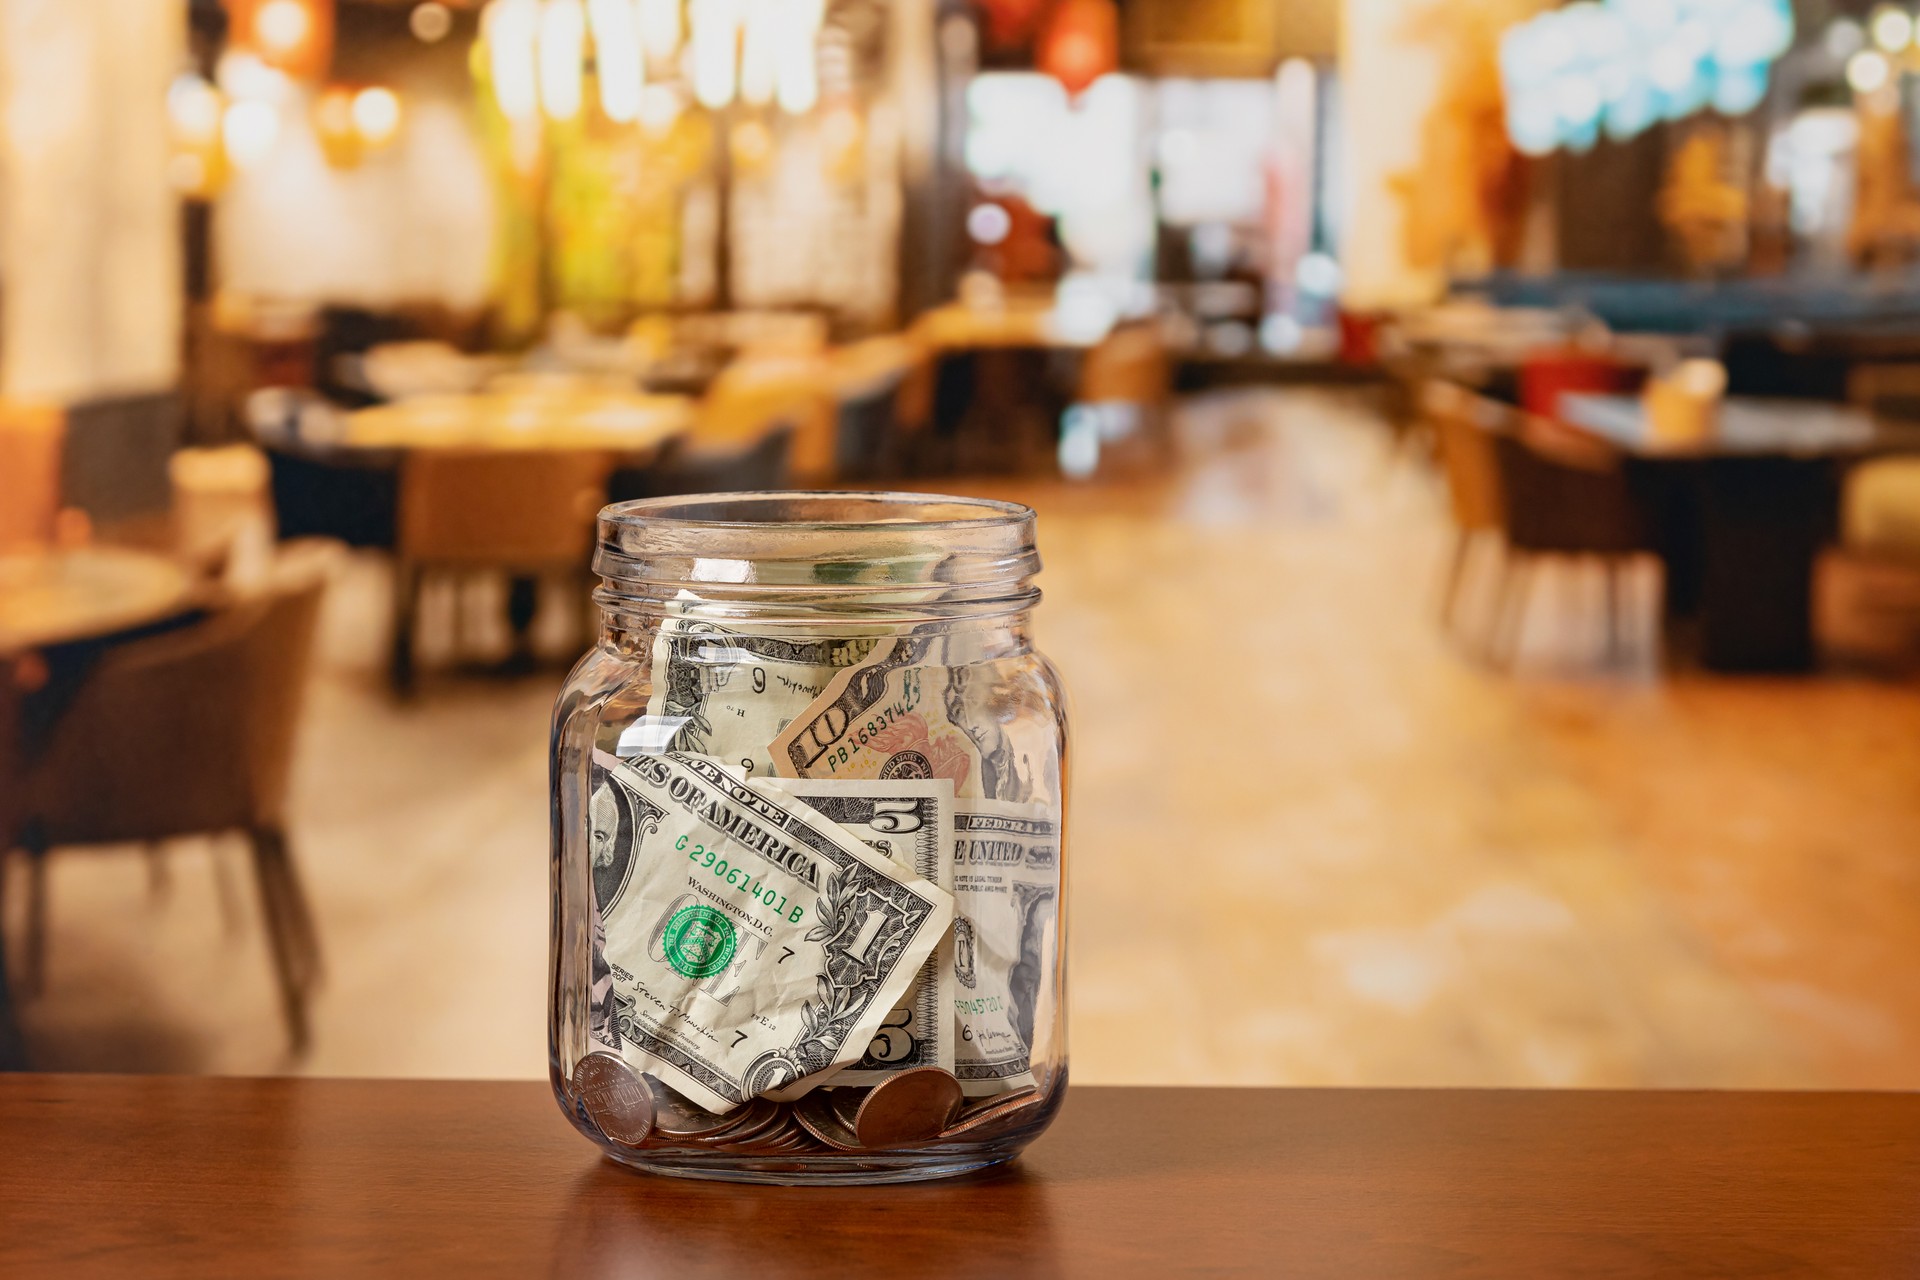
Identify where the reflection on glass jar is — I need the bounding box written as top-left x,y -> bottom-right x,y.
549,492 -> 1069,1184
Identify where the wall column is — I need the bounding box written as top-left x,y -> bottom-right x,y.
0,0 -> 182,401
1337,0 -> 1444,309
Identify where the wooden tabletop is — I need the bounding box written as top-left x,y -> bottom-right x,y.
1560,393 -> 1920,458
3,1077 -> 1918,1277
0,548 -> 196,655
340,391 -> 694,453
915,300 -> 1109,351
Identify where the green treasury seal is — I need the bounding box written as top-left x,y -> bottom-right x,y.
662,903 -> 738,980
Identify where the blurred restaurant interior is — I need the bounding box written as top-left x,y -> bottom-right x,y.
3,0 -> 1920,1092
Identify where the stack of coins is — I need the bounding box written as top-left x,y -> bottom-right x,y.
571,1055 -> 1050,1156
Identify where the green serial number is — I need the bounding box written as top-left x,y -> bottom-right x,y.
676,835 -> 805,923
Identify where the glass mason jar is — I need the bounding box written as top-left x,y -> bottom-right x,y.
549,492 -> 1069,1184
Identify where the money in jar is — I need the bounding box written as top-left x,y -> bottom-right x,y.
551,493 -> 1068,1184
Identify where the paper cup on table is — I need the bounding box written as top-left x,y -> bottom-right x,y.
1644,359 -> 1725,443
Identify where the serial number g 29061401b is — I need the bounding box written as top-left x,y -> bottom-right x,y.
676,834 -> 805,923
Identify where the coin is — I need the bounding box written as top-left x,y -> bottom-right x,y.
644,1075 -> 741,1142
940,1086 -> 1043,1139
794,1093 -> 864,1151
705,1097 -> 782,1150
572,1053 -> 655,1149
747,1111 -> 828,1155
853,1067 -> 964,1148
827,1087 -> 866,1130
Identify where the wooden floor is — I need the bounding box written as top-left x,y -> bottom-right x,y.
10,387 -> 1920,1087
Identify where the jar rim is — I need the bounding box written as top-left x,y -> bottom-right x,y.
599,490 -> 1034,533
593,490 -> 1041,620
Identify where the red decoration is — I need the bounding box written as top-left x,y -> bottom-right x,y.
1038,0 -> 1119,98
976,0 -> 1049,52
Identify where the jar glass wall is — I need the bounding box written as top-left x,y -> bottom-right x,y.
549,492 -> 1068,1184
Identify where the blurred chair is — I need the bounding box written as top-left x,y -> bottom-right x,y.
832,377 -> 904,481
12,561 -> 330,1051
0,400 -> 64,551
1066,322 -> 1174,477
264,443 -> 401,549
392,449 -> 612,693
1424,382 -> 1509,639
828,336 -> 921,481
1489,413 -> 1657,666
1721,331 -> 1851,400
607,425 -> 794,502
250,389 -> 401,550
1848,362 -> 1920,422
700,354 -> 835,482
59,392 -> 184,537
914,349 -> 979,475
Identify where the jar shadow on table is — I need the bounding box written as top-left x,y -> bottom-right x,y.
547,1158 -> 1064,1278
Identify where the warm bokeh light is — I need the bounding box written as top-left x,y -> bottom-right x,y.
254,0 -> 314,56
410,1 -> 455,43
637,0 -> 683,60
637,81 -> 683,133
217,49 -> 294,104
588,0 -> 645,122
351,86 -> 404,147
1870,4 -> 1915,52
486,0 -> 541,121
313,84 -> 361,165
233,0 -> 332,78
690,0 -> 742,110
538,0 -> 586,120
167,74 -> 225,146
739,0 -> 780,107
775,1 -> 824,115
1849,49 -> 1893,94
222,99 -> 281,168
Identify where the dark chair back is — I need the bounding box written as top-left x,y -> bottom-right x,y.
608,425 -> 794,501
59,392 -> 183,526
930,351 -> 978,439
834,373 -> 906,481
265,444 -> 400,548
1425,382 -> 1507,534
22,571 -> 327,844
1491,417 -> 1650,556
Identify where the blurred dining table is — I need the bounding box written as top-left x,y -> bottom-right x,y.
914,297 -> 1114,352
337,390 -> 695,456
1559,394 -> 1920,670
0,548 -> 198,657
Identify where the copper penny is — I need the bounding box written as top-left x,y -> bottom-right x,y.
794,1093 -> 864,1151
572,1054 -> 655,1149
941,1086 -> 1044,1139
853,1067 -> 964,1148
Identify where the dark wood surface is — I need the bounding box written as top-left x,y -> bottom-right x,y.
5,1078 -> 1920,1277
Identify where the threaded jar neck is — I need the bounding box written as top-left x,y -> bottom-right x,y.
593,491 -> 1042,627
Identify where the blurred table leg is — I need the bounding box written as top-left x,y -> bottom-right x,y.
1697,457 -> 1838,673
